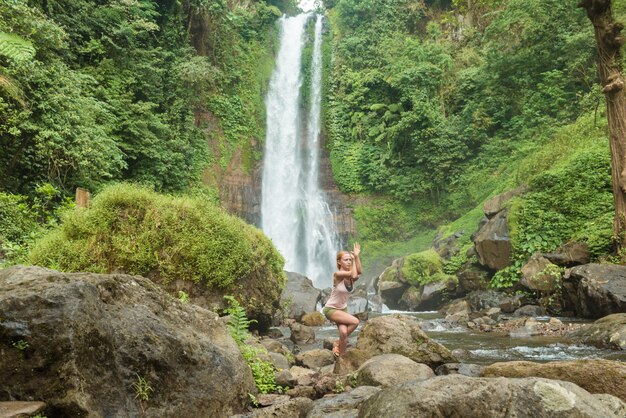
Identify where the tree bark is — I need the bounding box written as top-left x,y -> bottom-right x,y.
579,0 -> 626,249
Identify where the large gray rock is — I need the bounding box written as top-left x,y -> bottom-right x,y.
356,354 -> 434,387
376,260 -> 408,310
281,272 -> 321,321
457,265 -> 489,294
233,397 -> 313,418
520,253 -> 559,292
563,264 -> 626,318
296,349 -> 335,370
358,375 -> 626,418
289,322 -> 316,345
567,313 -> 626,350
466,290 -> 510,311
0,266 -> 254,417
543,242 -> 590,267
483,187 -> 527,219
305,386 -> 381,418
481,360 -> 626,402
474,209 -> 513,271
355,314 -> 457,369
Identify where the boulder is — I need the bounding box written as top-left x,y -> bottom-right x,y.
466,290 -> 510,311
285,386 -> 316,400
483,187 -> 527,219
0,266 -> 253,417
520,253 -> 559,292
473,209 -> 513,271
376,261 -> 408,309
301,311 -> 325,327
303,386 -> 381,418
296,349 -> 335,370
498,294 -> 525,313
543,242 -> 590,267
269,352 -> 290,371
513,305 -> 546,317
0,402 -> 46,418
347,296 -> 369,315
419,279 -> 456,309
289,366 -> 319,387
481,360 -> 626,402
399,286 -> 421,310
563,264 -> 626,318
332,349 -> 372,375
432,231 -> 463,260
566,313 -> 626,350
457,265 -> 489,294
281,272 -> 321,321
356,354 -> 435,387
358,375 -> 626,418
355,314 -> 457,369
233,397 -> 313,418
289,322 -> 316,345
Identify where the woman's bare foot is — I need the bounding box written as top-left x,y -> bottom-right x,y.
332,340 -> 341,357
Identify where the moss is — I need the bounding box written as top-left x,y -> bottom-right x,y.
401,249 -> 453,286
29,183 -> 286,291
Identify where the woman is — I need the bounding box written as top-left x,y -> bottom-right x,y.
322,242 -> 361,357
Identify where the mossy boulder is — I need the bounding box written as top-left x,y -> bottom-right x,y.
29,183 -> 286,329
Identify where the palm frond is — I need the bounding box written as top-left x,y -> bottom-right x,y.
0,32 -> 35,62
0,72 -> 26,106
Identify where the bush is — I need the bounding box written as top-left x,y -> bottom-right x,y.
29,183 -> 285,290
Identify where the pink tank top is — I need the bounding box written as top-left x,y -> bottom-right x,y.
324,279 -> 353,310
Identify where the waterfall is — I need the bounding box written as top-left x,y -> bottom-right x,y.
261,14 -> 340,288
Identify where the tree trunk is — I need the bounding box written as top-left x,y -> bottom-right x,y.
579,0 -> 626,249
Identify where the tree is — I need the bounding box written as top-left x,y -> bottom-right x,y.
0,32 -> 34,105
579,0 -> 626,248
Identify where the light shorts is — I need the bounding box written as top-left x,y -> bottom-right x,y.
322,306 -> 347,320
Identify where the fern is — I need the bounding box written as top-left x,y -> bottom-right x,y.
0,33 -> 35,62
224,295 -> 256,345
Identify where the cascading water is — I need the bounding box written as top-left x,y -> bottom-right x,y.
261,13 -> 340,288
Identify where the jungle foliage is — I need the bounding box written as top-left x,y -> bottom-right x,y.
0,0 -> 293,263
328,0 -> 622,279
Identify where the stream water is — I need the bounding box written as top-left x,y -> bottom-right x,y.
286,311 -> 626,365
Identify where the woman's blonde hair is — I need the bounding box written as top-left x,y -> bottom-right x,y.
336,250 -> 350,269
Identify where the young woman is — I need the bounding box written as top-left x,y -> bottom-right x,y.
322,242 -> 362,356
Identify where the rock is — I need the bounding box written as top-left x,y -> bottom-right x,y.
467,290 -> 509,311
355,314 -> 457,369
290,322 -> 316,345
260,339 -> 291,356
358,375 -> 625,418
266,327 -> 284,339
567,313 -> 626,350
563,264 -> 626,318
432,231 -> 462,260
481,360 -> 626,402
0,266 -> 254,417
289,366 -> 319,387
275,370 -> 297,388
256,394 -> 290,407
499,294 -> 525,313
236,397 -> 313,418
304,386 -> 381,418
420,279 -> 456,309
313,374 -> 340,397
593,394 -> 626,417
513,304 -> 546,317
285,386 -> 317,399
483,187 -> 527,219
356,354 -> 435,387
301,311 -> 325,327
543,242 -> 590,267
520,253 -> 559,292
332,349 -> 372,375
269,352 -> 290,371
399,286 -> 421,310
473,209 -> 513,271
434,363 -> 485,377
0,402 -> 46,418
281,272 -> 321,321
347,296 -> 369,315
296,349 -> 335,370
457,265 -> 489,294
377,262 -> 408,310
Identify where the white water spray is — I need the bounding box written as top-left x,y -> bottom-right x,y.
261,14 -> 340,288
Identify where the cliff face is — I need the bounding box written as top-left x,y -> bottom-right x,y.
217,135 -> 356,245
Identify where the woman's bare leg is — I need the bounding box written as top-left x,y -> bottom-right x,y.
329,310 -> 359,355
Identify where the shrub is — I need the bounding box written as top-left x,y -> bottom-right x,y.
29,183 -> 285,290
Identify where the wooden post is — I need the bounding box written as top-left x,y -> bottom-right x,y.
76,187 -> 90,208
